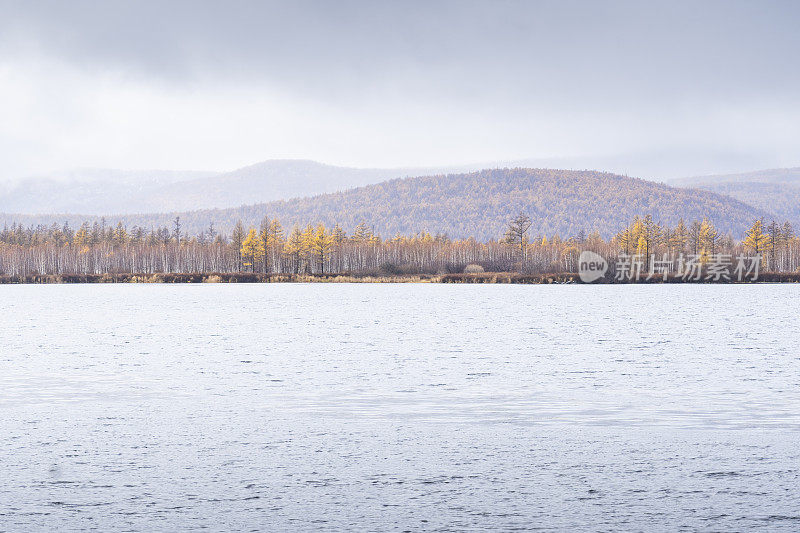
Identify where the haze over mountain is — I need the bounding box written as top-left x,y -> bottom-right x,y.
3,148 -> 791,216
674,168 -> 800,228
0,160 -> 458,215
0,169 -> 216,215
674,168 -> 800,186
500,150 -> 780,184
1,168 -> 769,241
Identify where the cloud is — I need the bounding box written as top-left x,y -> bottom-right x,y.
0,0 -> 799,179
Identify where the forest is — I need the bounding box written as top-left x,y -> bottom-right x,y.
0,212 -> 797,279
0,168 -> 771,241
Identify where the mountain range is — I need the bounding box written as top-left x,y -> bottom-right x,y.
672,168 -> 800,228
2,148 -> 785,217
0,160 -> 456,215
2,158 -> 799,240
1,166 -> 773,240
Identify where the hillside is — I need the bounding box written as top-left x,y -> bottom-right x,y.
674,168 -> 800,227
4,153 -> 785,217
1,168 -> 769,240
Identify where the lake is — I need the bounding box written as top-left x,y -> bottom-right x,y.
2,284 -> 799,531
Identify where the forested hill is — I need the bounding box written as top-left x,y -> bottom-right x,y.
0,168 -> 769,240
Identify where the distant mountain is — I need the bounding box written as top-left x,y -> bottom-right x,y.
496,149 -> 779,183
0,160 -> 459,215
0,169 -> 218,215
141,160 -> 455,213
1,168 -> 769,240
674,167 -> 800,186
674,168 -> 800,227
3,151 -> 788,216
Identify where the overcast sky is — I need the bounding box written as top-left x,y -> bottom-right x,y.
1,0 -> 799,181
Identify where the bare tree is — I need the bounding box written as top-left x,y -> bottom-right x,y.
503,212 -> 532,262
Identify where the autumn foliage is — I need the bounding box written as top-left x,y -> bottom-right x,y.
0,213 -> 797,277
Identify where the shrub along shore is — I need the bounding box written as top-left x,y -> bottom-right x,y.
1,272 -> 800,284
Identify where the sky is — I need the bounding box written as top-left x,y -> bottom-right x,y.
1,0 -> 799,181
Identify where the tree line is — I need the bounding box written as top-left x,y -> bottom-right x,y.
0,214 -> 797,277
612,215 -> 796,273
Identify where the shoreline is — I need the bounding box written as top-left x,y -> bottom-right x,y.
1,272 -> 800,284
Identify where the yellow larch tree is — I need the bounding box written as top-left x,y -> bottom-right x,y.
284,226 -> 306,273
241,228 -> 264,272
310,224 -> 334,273
743,219 -> 768,257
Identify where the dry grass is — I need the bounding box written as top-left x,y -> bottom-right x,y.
2,271 -> 800,284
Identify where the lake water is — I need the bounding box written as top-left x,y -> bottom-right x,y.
1,284 -> 799,531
